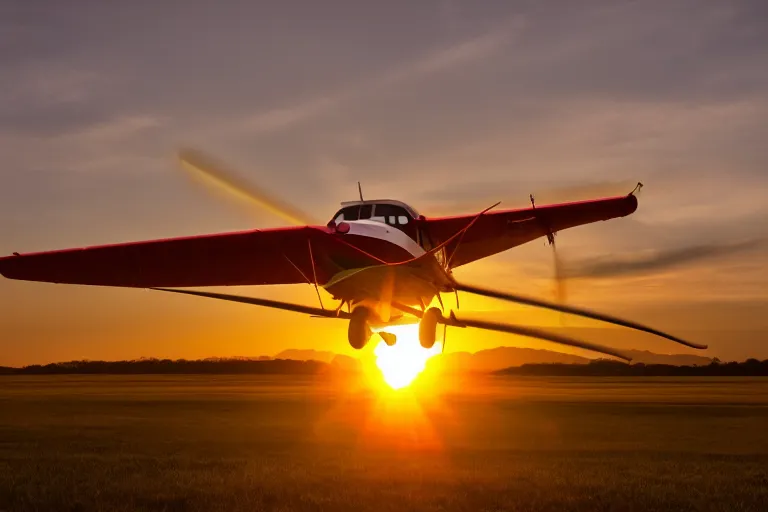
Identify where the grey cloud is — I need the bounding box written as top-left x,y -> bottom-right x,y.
503,1 -> 768,102
231,18 -> 523,135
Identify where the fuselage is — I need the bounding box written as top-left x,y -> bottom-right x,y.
322,199 -> 450,320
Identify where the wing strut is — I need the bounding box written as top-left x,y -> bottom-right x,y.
442,312 -> 630,361
451,281 -> 706,350
445,202 -> 501,267
307,239 -> 324,309
151,288 -> 351,319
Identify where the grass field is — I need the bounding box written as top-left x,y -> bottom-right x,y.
1,375 -> 767,511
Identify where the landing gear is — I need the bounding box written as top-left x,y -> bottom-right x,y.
348,306 -> 372,349
419,307 -> 442,349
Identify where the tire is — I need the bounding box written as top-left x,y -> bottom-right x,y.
348,306 -> 372,350
419,307 -> 441,349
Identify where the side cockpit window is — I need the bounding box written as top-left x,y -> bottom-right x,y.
373,204 -> 411,226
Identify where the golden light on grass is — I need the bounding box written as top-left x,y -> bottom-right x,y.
373,324 -> 442,389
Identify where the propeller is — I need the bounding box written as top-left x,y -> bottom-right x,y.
451,281 -> 707,350
542,182 -> 644,319
551,236 -> 567,308
177,148 -> 319,226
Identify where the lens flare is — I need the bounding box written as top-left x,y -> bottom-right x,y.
373,324 -> 442,389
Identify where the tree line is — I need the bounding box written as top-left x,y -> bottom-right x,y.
496,358 -> 768,377
0,358 -> 327,375
1,357 -> 767,376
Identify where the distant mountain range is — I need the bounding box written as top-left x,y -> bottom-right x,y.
275,347 -> 714,372
0,346 -> 728,376
5,358 -> 326,375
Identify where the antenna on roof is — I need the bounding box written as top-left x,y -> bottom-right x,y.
358,182 -> 364,202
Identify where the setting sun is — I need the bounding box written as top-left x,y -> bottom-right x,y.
373,324 -> 442,389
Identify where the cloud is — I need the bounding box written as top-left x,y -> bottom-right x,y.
239,18 -> 523,134
3,67 -> 101,106
0,63 -> 109,138
70,115 -> 165,143
0,115 -> 167,177
242,97 -> 336,133
381,23 -> 518,81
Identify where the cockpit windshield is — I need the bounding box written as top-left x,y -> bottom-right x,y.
330,200 -> 418,240
332,205 -> 371,222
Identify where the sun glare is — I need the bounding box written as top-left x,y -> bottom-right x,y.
373,324 -> 442,389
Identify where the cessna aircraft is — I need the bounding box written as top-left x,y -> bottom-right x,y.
0,150 -> 706,361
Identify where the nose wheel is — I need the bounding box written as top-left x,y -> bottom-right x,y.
419,307 -> 442,349
348,306 -> 372,349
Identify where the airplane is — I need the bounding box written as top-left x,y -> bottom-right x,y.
0,150 -> 707,361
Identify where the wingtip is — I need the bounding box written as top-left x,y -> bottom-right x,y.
624,192 -> 639,215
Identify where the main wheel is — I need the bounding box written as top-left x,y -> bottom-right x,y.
348,306 -> 372,350
419,307 -> 442,349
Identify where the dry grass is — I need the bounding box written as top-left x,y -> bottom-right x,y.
0,375 -> 767,511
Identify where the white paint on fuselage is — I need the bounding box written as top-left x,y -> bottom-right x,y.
325,220 -> 445,320
343,219 -> 425,259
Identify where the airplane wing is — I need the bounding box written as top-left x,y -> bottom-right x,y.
0,226 -> 380,288
422,193 -> 639,268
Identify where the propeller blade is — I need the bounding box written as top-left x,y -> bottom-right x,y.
445,313 -> 631,361
552,242 -> 567,305
452,281 -> 707,350
550,240 -> 571,328
177,148 -> 319,226
151,288 -> 351,319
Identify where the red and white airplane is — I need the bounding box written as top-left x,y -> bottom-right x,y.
0,150 -> 706,360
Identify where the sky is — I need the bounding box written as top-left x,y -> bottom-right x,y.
1,0 -> 767,366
